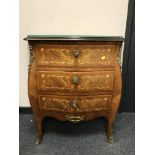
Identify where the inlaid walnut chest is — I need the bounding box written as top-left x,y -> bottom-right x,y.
24,35 -> 124,144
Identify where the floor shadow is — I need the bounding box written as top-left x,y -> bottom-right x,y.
42,117 -> 107,136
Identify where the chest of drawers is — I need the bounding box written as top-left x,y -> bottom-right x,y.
25,35 -> 123,144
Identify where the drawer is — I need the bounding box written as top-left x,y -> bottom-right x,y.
39,95 -> 112,113
37,71 -> 114,93
77,45 -> 115,67
35,45 -> 116,67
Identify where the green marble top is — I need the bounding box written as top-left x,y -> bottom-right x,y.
24,35 -> 124,41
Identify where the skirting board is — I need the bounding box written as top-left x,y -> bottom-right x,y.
19,107 -> 32,114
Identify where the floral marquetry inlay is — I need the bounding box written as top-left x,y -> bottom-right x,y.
39,73 -> 72,90
36,46 -> 75,66
35,45 -> 116,67
26,36 -> 123,144
77,47 -> 115,66
37,71 -> 114,92
77,75 -> 112,90
39,95 -> 112,113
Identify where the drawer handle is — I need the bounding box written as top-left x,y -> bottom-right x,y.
72,76 -> 79,84
71,99 -> 78,108
65,116 -> 85,123
72,49 -> 80,58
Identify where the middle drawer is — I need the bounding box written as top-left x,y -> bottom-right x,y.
37,71 -> 114,93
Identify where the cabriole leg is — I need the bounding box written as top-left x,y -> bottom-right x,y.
106,120 -> 113,144
35,118 -> 43,144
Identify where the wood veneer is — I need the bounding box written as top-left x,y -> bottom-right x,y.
25,35 -> 123,144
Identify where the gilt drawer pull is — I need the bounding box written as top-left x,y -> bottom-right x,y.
72,76 -> 79,84
72,49 -> 80,58
65,115 -> 85,123
71,99 -> 78,108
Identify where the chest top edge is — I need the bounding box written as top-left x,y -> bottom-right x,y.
24,35 -> 124,42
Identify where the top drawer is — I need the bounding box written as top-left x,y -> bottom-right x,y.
35,44 -> 116,67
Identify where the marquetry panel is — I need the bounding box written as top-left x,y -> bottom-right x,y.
77,45 -> 115,66
37,71 -> 114,92
35,45 -> 116,67
35,45 -> 76,66
39,95 -> 112,113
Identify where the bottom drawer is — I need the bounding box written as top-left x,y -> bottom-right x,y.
39,95 -> 112,113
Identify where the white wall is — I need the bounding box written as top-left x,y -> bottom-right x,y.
19,0 -> 129,107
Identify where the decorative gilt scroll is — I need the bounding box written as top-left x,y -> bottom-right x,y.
116,45 -> 122,70
28,44 -> 35,71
